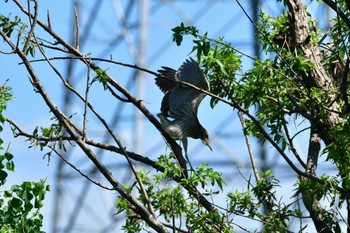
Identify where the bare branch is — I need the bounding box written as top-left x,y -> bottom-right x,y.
105,84 -> 131,102
74,5 -> 79,50
282,122 -> 307,169
238,112 -> 260,182
49,145 -> 114,190
46,9 -> 51,29
6,117 -> 167,173
300,125 -> 333,233
321,0 -> 350,30
22,0 -> 38,54
1,22 -> 169,233
82,57 -> 91,140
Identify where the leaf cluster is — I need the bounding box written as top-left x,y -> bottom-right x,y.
228,170 -> 303,232
167,8 -> 350,230
0,83 -> 49,232
28,117 -> 65,150
0,14 -> 24,38
0,14 -> 37,57
0,180 -> 50,233
116,155 -> 228,232
0,84 -> 12,185
4,1 -> 350,232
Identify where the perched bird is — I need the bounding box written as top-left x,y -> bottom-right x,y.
155,58 -> 212,158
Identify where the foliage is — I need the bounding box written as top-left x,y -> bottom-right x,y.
0,83 -> 49,232
2,0 -> 350,232
0,14 -> 24,38
168,1 -> 350,232
117,162 -> 229,233
1,180 -> 50,233
0,83 -> 13,186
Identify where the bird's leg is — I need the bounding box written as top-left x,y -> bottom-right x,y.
158,113 -> 190,175
182,138 -> 194,172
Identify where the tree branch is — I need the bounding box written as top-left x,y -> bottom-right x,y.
239,112 -> 273,212
22,0 -> 38,54
321,0 -> 350,30
6,115 -> 217,216
1,25 -> 169,232
22,56 -> 327,183
301,125 -> 333,233
286,0 -> 341,145
14,5 -> 189,177
48,145 -> 114,191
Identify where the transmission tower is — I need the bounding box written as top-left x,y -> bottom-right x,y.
50,1 -> 332,232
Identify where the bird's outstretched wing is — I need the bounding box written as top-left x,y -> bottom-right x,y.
156,67 -> 178,93
156,66 -> 178,117
156,58 -> 209,119
178,58 -> 209,89
169,58 -> 209,118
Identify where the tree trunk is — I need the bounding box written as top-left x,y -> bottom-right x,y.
286,0 -> 340,144
285,1 -> 342,231
301,126 -> 333,233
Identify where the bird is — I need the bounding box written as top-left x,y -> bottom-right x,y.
155,58 -> 212,162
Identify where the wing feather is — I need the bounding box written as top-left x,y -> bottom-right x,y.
156,58 -> 209,121
155,67 -> 178,93
169,58 -> 209,117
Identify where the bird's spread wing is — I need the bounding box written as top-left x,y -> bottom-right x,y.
178,58 -> 209,90
155,67 -> 178,93
169,58 -> 209,116
160,92 -> 171,117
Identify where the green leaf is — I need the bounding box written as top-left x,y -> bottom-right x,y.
10,197 -> 22,208
0,113 -> 6,123
4,151 -> 13,161
0,169 -> 8,183
4,190 -> 12,198
5,161 -> 14,171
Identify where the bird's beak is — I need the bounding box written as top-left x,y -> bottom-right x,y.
202,139 -> 213,151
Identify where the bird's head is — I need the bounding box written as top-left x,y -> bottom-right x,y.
199,127 -> 213,151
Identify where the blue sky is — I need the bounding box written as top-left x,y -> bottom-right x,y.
0,0 -> 337,232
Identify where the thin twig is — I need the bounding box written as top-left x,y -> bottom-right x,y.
1,8 -> 167,230
235,0 -> 298,79
82,56 -> 91,141
282,121 -> 307,169
22,0 -> 38,54
159,220 -> 188,233
105,84 -> 130,102
74,6 -> 79,50
6,117 -> 170,174
46,9 -> 51,29
238,112 -> 260,182
322,0 -> 350,29
1,79 -> 9,88
265,96 -> 307,169
49,146 -> 114,190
